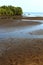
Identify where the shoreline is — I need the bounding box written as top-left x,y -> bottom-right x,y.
0,16 -> 43,65
0,19 -> 41,27
0,16 -> 43,20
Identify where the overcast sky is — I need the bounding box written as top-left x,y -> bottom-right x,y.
0,0 -> 43,12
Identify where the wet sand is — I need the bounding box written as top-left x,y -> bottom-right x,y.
0,38 -> 43,65
0,16 -> 43,20
0,17 -> 43,65
0,19 -> 41,27
29,29 -> 43,35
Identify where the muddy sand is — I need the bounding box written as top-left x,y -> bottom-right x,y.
29,29 -> 43,35
0,17 -> 43,65
0,19 -> 41,27
0,38 -> 43,65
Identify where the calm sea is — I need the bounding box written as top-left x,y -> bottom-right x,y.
23,12 -> 43,17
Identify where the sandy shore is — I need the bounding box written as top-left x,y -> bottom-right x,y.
29,29 -> 43,35
0,17 -> 43,65
0,16 -> 43,20
0,38 -> 43,65
0,19 -> 41,27
23,17 -> 43,20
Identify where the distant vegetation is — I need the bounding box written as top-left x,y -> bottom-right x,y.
0,6 -> 23,16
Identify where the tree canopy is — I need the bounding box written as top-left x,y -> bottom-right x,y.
0,6 -> 23,16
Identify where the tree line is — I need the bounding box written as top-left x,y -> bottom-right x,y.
0,6 -> 23,16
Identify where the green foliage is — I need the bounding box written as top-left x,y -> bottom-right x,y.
16,7 -> 23,15
0,6 -> 23,16
0,8 -> 6,15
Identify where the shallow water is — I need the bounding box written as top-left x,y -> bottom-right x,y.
23,12 -> 43,17
0,20 -> 43,39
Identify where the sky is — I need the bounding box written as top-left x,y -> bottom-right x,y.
0,0 -> 43,12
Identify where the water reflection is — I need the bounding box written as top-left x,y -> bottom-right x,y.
0,23 -> 43,38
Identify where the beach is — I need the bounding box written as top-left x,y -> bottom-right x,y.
0,17 -> 43,65
29,29 -> 43,35
0,38 -> 43,65
0,18 -> 41,27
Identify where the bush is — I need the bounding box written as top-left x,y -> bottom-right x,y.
8,6 -> 16,15
15,7 -> 23,15
0,8 -> 7,15
0,6 -> 23,16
